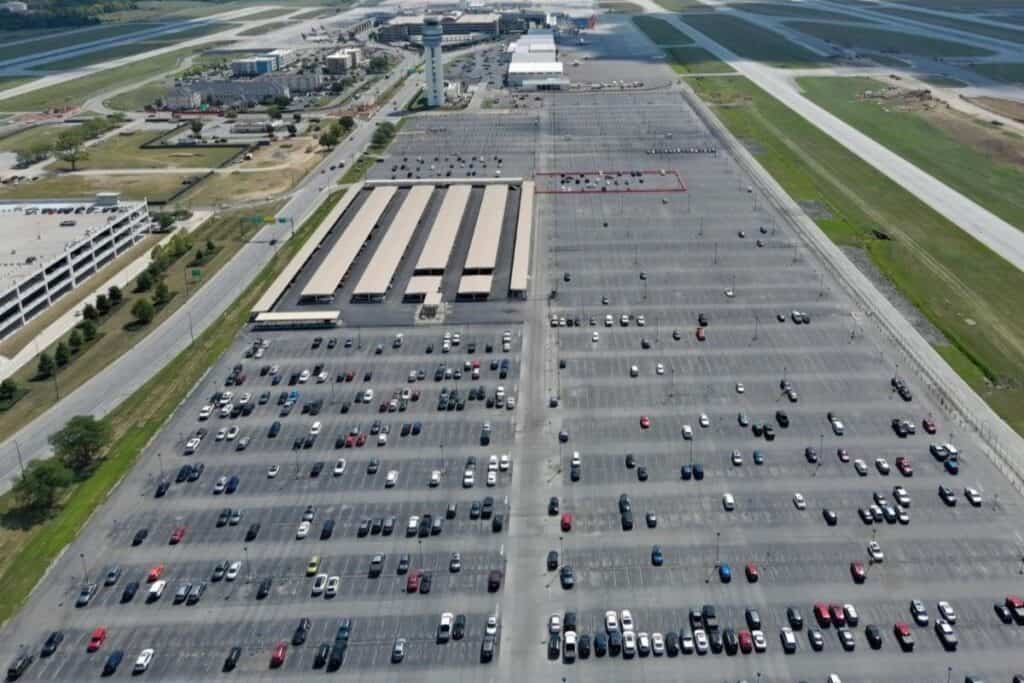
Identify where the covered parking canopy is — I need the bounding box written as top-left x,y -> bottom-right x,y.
353,185 -> 433,300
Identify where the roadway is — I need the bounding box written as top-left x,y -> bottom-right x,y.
631,0 -> 1024,275
0,50 -> 423,494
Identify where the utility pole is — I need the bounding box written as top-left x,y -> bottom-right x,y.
13,440 -> 24,477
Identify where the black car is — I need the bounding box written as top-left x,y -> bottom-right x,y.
470,501 -> 482,519
187,463 -> 204,481
776,410 -> 789,428
547,550 -> 559,570
548,497 -> 559,515
548,635 -> 561,660
121,581 -> 139,603
314,643 -> 330,668
155,480 -> 170,498
693,464 -> 704,480
560,565 -> 575,589
787,606 -> 804,629
132,528 -> 148,546
176,464 -> 192,483
665,631 -> 679,656
310,462 -> 324,478
621,510 -> 634,530
223,646 -> 242,672
708,629 -> 724,653
865,624 -> 883,649
594,633 -> 608,657
481,496 -> 494,518
212,560 -> 229,581
419,573 -> 433,593
488,569 -> 503,592
6,653 -> 32,681
746,608 -> 762,630
823,509 -> 838,525
257,577 -> 273,599
723,628 -> 738,655
681,464 -> 692,480
637,466 -> 648,481
804,446 -> 818,463
216,508 -> 231,527
293,618 -> 312,646
357,519 -> 371,537
698,312 -> 708,326
608,630 -> 622,655
453,614 -> 466,640
40,631 -> 63,657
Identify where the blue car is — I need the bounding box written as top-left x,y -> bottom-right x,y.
752,450 -> 765,465
693,464 -> 705,481
652,545 -> 664,566
945,458 -> 959,475
680,465 -> 692,480
719,563 -> 732,583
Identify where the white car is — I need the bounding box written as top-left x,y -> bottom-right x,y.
225,561 -> 241,581
147,580 -> 166,601
133,648 -> 154,673
622,630 -> 637,655
489,454 -> 499,471
680,633 -> 695,654
485,616 -> 498,636
297,521 -> 311,539
199,404 -> 213,420
486,470 -> 497,487
735,382 -> 745,393
731,449 -> 743,466
723,493 -> 735,510
875,457 -> 890,475
637,315 -> 646,327
499,453 -> 511,471
867,541 -> 884,562
549,614 -> 562,634
219,403 -> 232,418
793,492 -> 806,510
752,629 -> 766,652
651,632 -> 665,655
937,600 -> 957,624
184,437 -> 200,455
780,626 -> 797,653
605,610 -> 619,633
832,419 -> 845,435
218,392 -> 233,406
299,370 -> 311,383
311,573 -> 327,595
699,413 -> 710,428
325,575 -> 340,597
406,515 -> 419,535
620,609 -> 634,631
429,470 -> 441,487
213,476 -> 227,494
964,487 -> 982,506
853,459 -> 868,476
215,428 -> 227,441
656,363 -> 665,375
693,629 -> 709,654
238,392 -> 251,405
363,389 -> 374,402
316,371 -> 328,383
267,464 -> 280,478
630,365 -> 639,378
310,421 -> 321,436
378,433 -> 388,446
463,470 -> 475,488
563,630 -> 577,660
226,426 -> 239,441
592,331 -> 600,342
333,459 -> 346,476
637,632 -> 651,655
385,470 -> 398,488
682,425 -> 693,439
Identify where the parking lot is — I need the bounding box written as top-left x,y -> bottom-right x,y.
1,326 -> 517,681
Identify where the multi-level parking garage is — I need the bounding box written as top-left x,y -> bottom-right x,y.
5,13 -> 1024,683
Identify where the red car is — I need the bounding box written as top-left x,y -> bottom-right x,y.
471,360 -> 481,369
829,603 -> 846,626
406,569 -> 422,593
738,629 -> 753,654
893,621 -> 914,650
745,563 -> 759,582
696,327 -> 706,341
379,402 -> 388,413
270,641 -> 288,668
356,433 -> 367,447
169,526 -> 186,545
814,602 -> 831,627
87,627 -> 107,652
896,457 -> 913,476
146,564 -> 164,583
640,416 -> 651,429
850,560 -> 866,583
344,434 -> 355,448
922,418 -> 936,434
345,371 -> 354,382
836,448 -> 850,463
560,512 -> 573,532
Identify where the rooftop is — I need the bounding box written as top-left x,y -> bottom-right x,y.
0,199 -> 147,289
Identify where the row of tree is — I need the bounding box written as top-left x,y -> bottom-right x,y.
35,285 -> 123,381
13,415 -> 112,511
317,116 -> 355,149
16,115 -> 124,169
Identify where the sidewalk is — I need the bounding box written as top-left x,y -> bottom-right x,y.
0,209 -> 211,380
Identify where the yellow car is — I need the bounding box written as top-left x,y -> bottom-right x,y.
306,555 -> 320,576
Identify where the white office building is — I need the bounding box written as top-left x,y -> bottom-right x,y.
423,16 -> 445,107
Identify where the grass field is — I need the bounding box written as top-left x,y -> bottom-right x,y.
38,22 -> 231,72
634,15 -> 693,45
0,45 -> 212,112
237,21 -> 292,36
653,0 -> 707,10
920,74 -> 968,87
0,193 -> 314,625
665,45 -> 735,74
797,76 -> 1024,230
48,131 -> 242,171
0,123 -> 69,155
786,20 -> 994,56
690,75 -> 1024,434
237,8 -> 295,21
0,78 -> 32,91
879,7 -> 1024,42
966,95 -> 1024,122
736,2 -> 869,21
681,12 -> 824,67
104,81 -> 169,111
971,62 -> 1024,85
0,22 -> 162,62
0,173 -> 196,202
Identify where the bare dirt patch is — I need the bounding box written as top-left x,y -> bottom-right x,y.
965,95 -> 1024,124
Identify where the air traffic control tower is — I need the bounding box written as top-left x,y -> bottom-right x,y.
423,16 -> 444,107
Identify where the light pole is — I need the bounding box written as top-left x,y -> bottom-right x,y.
156,451 -> 164,476
714,531 -> 720,566
243,545 -> 251,583
79,552 -> 88,581
13,439 -> 24,477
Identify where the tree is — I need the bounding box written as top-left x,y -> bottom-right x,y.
68,328 -> 83,351
286,124 -> 297,137
37,352 -> 54,379
318,129 -> 340,148
0,378 -> 19,402
368,55 -> 389,73
13,459 -> 73,511
189,118 -> 203,138
153,281 -> 170,306
55,341 -> 70,367
135,270 -> 154,292
107,285 -> 122,306
339,115 -> 355,131
131,298 -> 155,325
82,303 -> 98,321
267,105 -> 283,120
80,319 -> 97,341
54,131 -> 88,171
206,238 -> 215,253
292,113 -> 301,122
49,415 -> 111,476
95,293 -> 109,316
15,140 -> 51,168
